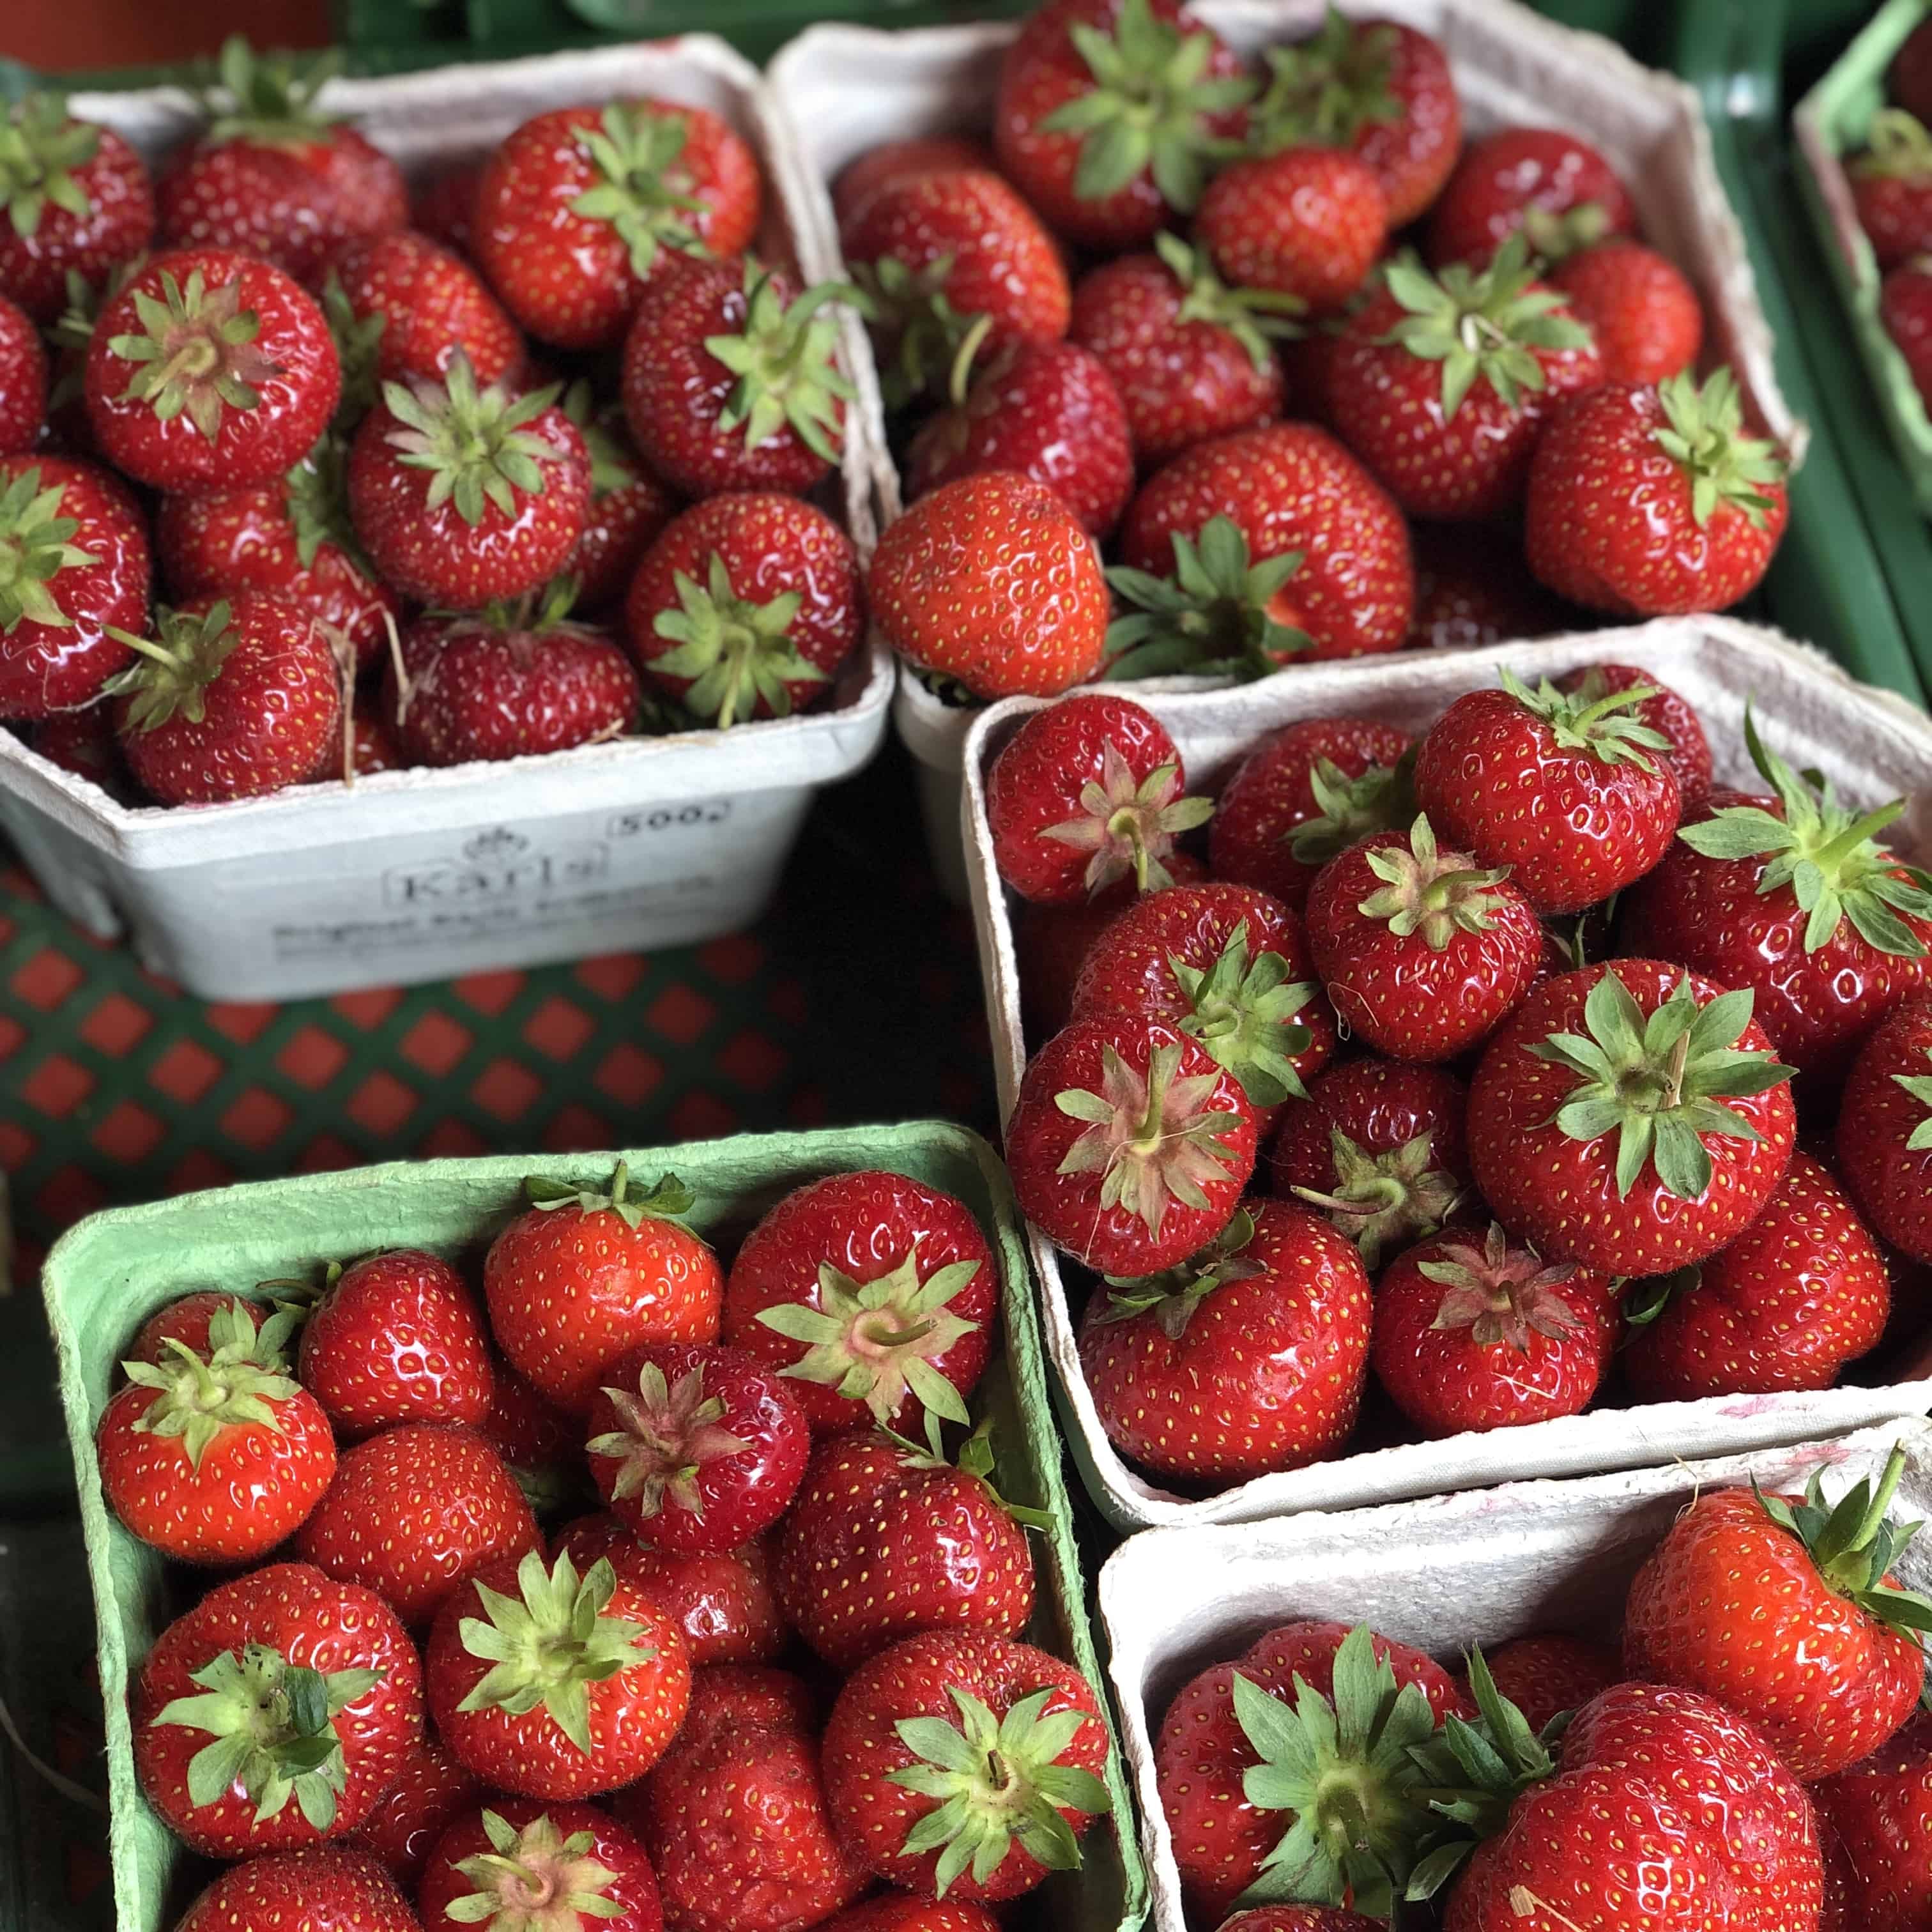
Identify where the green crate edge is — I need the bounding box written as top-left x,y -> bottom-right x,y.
40,1124 -> 1149,1932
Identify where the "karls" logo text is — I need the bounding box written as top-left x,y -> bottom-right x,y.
382,827 -> 609,905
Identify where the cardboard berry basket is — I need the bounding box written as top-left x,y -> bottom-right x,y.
40,1122 -> 1147,1932
1099,1417 -> 1932,1932
766,0 -> 1800,905
959,611 -> 1932,1531
0,40 -> 893,1003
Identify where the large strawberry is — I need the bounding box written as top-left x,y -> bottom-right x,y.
1195,146 -> 1388,316
1852,110 -> 1932,270
1468,960 -> 1797,1275
134,1561 -> 422,1855
1550,238 -> 1704,385
418,1800 -> 664,1932
1426,125 -> 1638,269
326,228 -> 522,387
1552,660 -> 1712,808
175,1849 -> 418,1932
1079,1199 -> 1370,1483
349,1733 -> 482,1887
1837,995 -> 1932,1265
0,293 -> 45,453
1813,1710 -> 1932,1932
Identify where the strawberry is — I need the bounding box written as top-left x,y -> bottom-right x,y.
1468,960 -> 1797,1275
1371,1220 -> 1621,1436
0,455 -> 148,716
1885,256 -> 1932,422
126,1289 -> 276,1368
1208,714 -> 1413,910
176,1849 -> 418,1932
413,162 -> 483,259
297,1422 -> 539,1628
559,379 -> 677,615
1426,125 -> 1639,270
1407,519 -> 1575,650
1853,110 -> 1932,270
822,1629 -> 1112,1902
868,468 -> 1108,699
722,1167 -> 997,1438
992,0 -> 1255,253
1328,238 -> 1602,520
1525,367 -> 1791,615
987,692 -> 1211,904
1462,1632 -> 1620,1735
107,592 -> 342,805
134,1561 -> 422,1855
350,1733 -> 482,1887
821,1901 -> 1004,1932
1195,146 -> 1388,315
832,134 -> 996,226
418,1800 -> 663,1932
1079,1199 -> 1369,1483
1813,1709 -> 1932,1932
480,1364 -> 581,1517
348,355 -> 590,608
0,95 -> 155,325
1837,995 -> 1932,1264
26,702 -> 134,795
1623,1149 -> 1890,1402
475,100 -> 760,351
1113,421 -> 1414,666
429,1547 -> 690,1798
326,229 -> 522,387
1070,235 -> 1294,468
98,1298 -> 330,1563
1008,1010 -> 1257,1274
1896,19 -> 1932,121
624,491 -> 861,727
86,248 -> 340,491
0,293 -> 45,452
1623,1446 -> 1932,1779
296,1249 -> 495,1438
483,1163 -> 722,1415
1549,238 -> 1703,385
1305,814 -> 1542,1062
1552,659 -> 1712,808
1413,668 -> 1682,914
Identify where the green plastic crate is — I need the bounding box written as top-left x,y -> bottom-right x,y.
41,1126 -> 1146,1932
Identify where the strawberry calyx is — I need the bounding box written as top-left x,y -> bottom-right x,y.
567,103 -> 710,282
282,431 -> 365,572
1170,917 -> 1317,1107
1518,198 -> 1619,264
1498,664 -> 1672,772
1417,1222 -> 1583,1353
100,599 -> 249,734
879,1411 -> 1054,1533
754,1238 -> 984,1428
1287,754 -> 1413,867
650,549 -> 830,728
382,352 -> 569,529
1097,1206 -> 1266,1338
151,1641 -> 381,1832
1652,366 -> 1788,530
1853,107 -> 1932,181
562,380 -> 641,500
455,1549 -> 659,1758
119,1301 -> 304,1467
523,1160 -> 696,1229
1038,0 -> 1255,213
253,1259 -> 339,1330
1292,1126 -> 1464,1269
199,35 -> 344,147
1053,1038 -> 1246,1239
106,264 -> 283,445
1676,708 -> 1932,958
1156,232 -> 1304,369
450,1808 -> 625,1932
1899,1047 -> 1932,1152
318,274 -> 385,434
1357,815 -> 1515,951
848,252 -> 986,408
1247,7 -> 1401,154
1529,970 -> 1794,1202
705,261 -> 860,465
586,1356 -> 751,1524
1105,515 -> 1314,680
0,94 -> 100,240
1039,740 -> 1213,897
0,464 -> 100,634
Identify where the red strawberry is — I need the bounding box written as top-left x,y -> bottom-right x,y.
624,491 -> 861,728
0,454 -> 149,716
722,1167 -> 997,1438
1463,1632 -> 1620,1735
1413,668 -> 1682,914
1813,1709 -> 1932,1932
1426,125 -> 1638,269
868,468 -> 1108,700
483,1163 -> 722,1415
419,1800 -> 663,1932
1838,996 -> 1932,1264
412,162 -> 483,259
297,1249 -> 495,1438
1406,519 -> 1575,650
559,380 -> 678,615
109,592 -> 342,805
27,702 -> 133,795
351,1733 -> 483,1887
1623,1447 -> 1932,1779
86,248 -> 340,491
1208,714 -> 1413,910
832,135 -> 996,227
1552,660 -> 1711,808
1008,1010 -> 1257,1275
0,293 -> 45,452
1624,1149 -> 1889,1402
135,1561 -> 422,1856
126,1289 -> 277,1368
1853,111 -> 1932,270
475,100 -> 760,351
1113,422 -> 1414,666
1195,146 -> 1388,316
1883,256 -> 1932,413
326,229 -> 522,387
1070,236 -> 1293,468
821,1901 -> 1005,1932
428,1547 -> 691,1798
176,1849 -> 418,1932
822,1629 -> 1112,1902
1079,1199 -> 1369,1484
480,1364 -> 581,1516
1525,368 -> 1791,615
1896,19 -> 1932,121
1371,1220 -> 1621,1436
1469,959 -> 1797,1275
1549,238 -> 1703,385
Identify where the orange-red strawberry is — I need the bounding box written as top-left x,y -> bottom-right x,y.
1407,519 -> 1575,650
1195,146 -> 1388,315
1462,1632 -> 1620,1735
1853,110 -> 1932,270
176,1848 -> 418,1932
1813,1710 -> 1932,1932
1552,659 -> 1712,808
559,379 -> 677,615
418,1799 -> 664,1932
1426,124 -> 1638,269
0,293 -> 45,453
1549,238 -> 1703,385
350,1733 -> 482,1887
832,134 -> 995,227
326,228 -> 522,387
1838,995 -> 1932,1265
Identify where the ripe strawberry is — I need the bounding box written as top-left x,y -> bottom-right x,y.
560,379 -> 677,615
1526,367 -> 1791,614
429,1547 -> 690,1798
134,1561 -> 422,1855
1623,1446 -> 1932,1779
348,356 -> 590,607
1853,110 -> 1932,270
1549,238 -> 1703,385
176,1849 -> 418,1932
480,1363 -> 581,1517
1426,125 -> 1638,270
483,1163 -> 722,1415
412,161 -> 483,259
1552,660 -> 1712,808
1462,1632 -> 1620,1735
350,1733 -> 482,1887
86,249 -> 340,491
1407,519 -> 1575,650
1114,421 -> 1414,665
1813,1709 -> 1932,1932
1070,235 -> 1294,468
1623,1149 -> 1889,1401
1469,960 -> 1796,1275
1008,1011 -> 1257,1274
625,491 -> 860,728
1896,19 -> 1932,120
126,1289 -> 279,1368
832,134 -> 996,226
419,1800 -> 663,1932
1883,256 -> 1932,414
1079,1199 -> 1369,1483
1413,668 -> 1682,914
1329,238 -> 1602,520
108,592 -> 342,805
821,1901 -> 1005,1932
326,229 -> 521,388
723,1167 -> 997,1438
1838,996 -> 1932,1264
0,293 -> 45,453
868,468 -> 1108,699
26,702 -> 133,795
475,100 -> 760,351
992,0 -> 1255,253
823,1629 -> 1112,1902
1195,146 -> 1388,315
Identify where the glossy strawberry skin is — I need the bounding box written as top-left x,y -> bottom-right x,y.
0,113 -> 155,324
1550,240 -> 1703,385
1882,259 -> 1932,412
1407,520 -> 1575,650
1552,661 -> 1712,808
0,295 -> 45,453
1426,126 -> 1639,269
1812,1710 -> 1932,1932
175,1848 -> 419,1932
1464,1632 -> 1620,1735
328,229 -> 523,387
349,1733 -> 484,1887
418,1797 -> 664,1932
1837,997 -> 1932,1264
1197,148 -> 1388,315
832,135 -> 997,227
